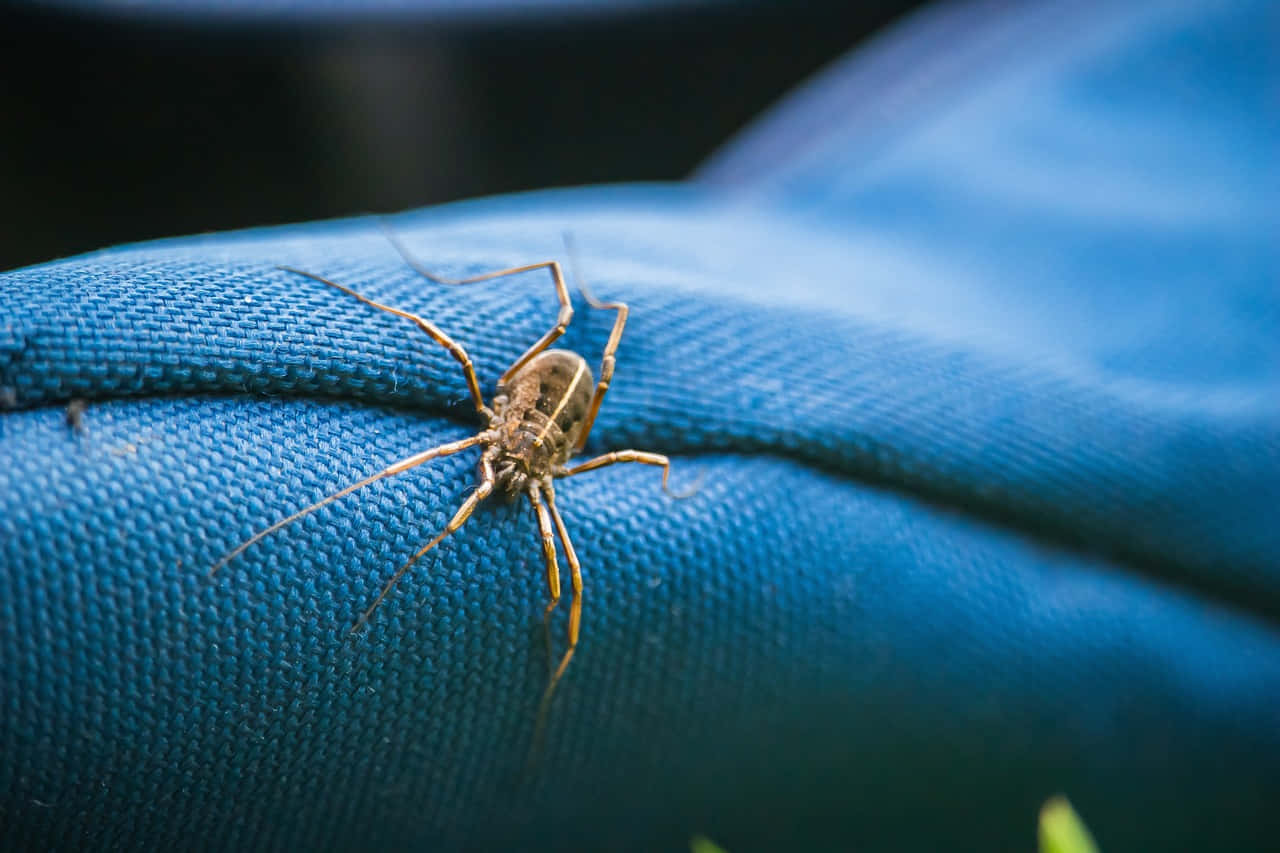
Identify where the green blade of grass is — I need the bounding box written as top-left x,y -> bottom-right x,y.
690,834 -> 728,853
1039,796 -> 1100,853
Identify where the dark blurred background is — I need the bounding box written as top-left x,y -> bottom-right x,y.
0,2 -> 926,272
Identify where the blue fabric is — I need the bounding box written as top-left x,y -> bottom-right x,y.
3,1 -> 1278,852
697,0 -> 1280,618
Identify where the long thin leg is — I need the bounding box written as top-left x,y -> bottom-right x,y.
561,449 -> 696,498
351,451 -> 497,632
210,432 -> 493,576
530,484 -> 583,758
562,234 -> 628,452
380,223 -> 573,388
278,265 -> 489,416
527,485 -> 562,673
575,291 -> 627,453
544,486 -> 582,687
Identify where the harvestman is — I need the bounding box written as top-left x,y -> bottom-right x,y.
210,225 -> 690,715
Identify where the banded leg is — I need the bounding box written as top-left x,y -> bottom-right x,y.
278,265 -> 489,416
352,450 -> 497,632
574,288 -> 628,453
544,485 -> 583,687
527,484 -> 562,670
530,484 -> 583,753
560,233 -> 628,452
380,223 -> 573,388
210,432 -> 493,575
562,449 -> 694,498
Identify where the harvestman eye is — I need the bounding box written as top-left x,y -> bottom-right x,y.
209,223 -> 694,742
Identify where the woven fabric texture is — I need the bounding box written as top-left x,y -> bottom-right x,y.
3,0 -> 1279,850
3,191 -> 1278,851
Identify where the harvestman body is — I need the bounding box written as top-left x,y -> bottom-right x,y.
210,225 -> 687,716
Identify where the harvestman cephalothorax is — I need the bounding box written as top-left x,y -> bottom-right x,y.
209,223 -> 692,723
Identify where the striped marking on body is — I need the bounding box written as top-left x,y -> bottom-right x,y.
534,358 -> 588,448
